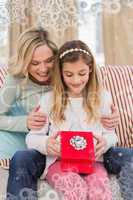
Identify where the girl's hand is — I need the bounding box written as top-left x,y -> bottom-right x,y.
93,134 -> 107,160
46,134 -> 61,157
101,104 -> 120,130
27,106 -> 47,130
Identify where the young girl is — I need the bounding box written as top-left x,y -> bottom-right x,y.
26,40 -> 118,200
6,29 -> 118,199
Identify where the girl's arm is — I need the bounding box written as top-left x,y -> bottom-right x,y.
93,130 -> 118,160
26,129 -> 49,155
26,91 -> 60,156
26,131 -> 60,156
0,75 -> 29,132
102,129 -> 118,152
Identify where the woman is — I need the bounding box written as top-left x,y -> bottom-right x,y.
0,27 -> 58,161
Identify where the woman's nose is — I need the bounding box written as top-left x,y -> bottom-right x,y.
39,62 -> 48,72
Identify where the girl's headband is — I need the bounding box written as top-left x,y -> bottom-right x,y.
59,48 -> 91,59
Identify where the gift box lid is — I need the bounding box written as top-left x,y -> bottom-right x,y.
60,131 -> 95,162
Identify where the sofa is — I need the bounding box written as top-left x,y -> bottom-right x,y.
0,65 -> 132,199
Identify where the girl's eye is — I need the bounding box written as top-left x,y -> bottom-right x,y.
79,73 -> 87,76
64,73 -> 73,77
66,74 -> 73,77
64,73 -> 87,77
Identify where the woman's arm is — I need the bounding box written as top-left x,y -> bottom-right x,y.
101,104 -> 120,130
0,115 -> 28,132
26,93 -> 50,155
101,90 -> 118,147
0,74 -> 28,132
26,103 -> 50,154
27,106 -> 47,130
94,90 -> 118,160
26,91 -> 60,156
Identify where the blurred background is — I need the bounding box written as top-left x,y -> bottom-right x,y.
0,0 -> 133,66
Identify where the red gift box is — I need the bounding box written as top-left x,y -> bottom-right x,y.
60,131 -> 95,174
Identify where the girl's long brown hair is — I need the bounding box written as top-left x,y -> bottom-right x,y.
51,40 -> 102,124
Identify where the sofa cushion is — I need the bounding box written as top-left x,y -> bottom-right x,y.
0,168 -> 8,199
99,65 -> 133,148
0,66 -> 7,87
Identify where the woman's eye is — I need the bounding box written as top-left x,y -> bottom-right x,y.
31,62 -> 39,66
46,58 -> 54,63
45,56 -> 55,63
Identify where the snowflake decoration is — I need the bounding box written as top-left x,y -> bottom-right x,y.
31,0 -> 78,34
118,161 -> 133,200
6,0 -> 29,25
0,2 -> 9,24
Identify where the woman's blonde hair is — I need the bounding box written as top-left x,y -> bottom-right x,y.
51,40 -> 102,124
8,27 -> 58,84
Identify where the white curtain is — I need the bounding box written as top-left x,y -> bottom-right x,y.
102,1 -> 133,65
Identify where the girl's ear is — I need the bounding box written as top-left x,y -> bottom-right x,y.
89,67 -> 92,73
90,68 -> 92,72
88,63 -> 93,73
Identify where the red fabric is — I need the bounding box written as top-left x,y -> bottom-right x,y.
60,131 -> 95,174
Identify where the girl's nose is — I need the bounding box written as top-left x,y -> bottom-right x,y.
73,75 -> 80,83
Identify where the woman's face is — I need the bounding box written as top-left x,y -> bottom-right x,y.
62,58 -> 90,97
28,45 -> 54,84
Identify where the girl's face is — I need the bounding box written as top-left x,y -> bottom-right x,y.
62,58 -> 91,97
28,45 -> 54,84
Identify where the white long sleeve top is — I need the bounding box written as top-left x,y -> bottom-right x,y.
26,90 -> 118,178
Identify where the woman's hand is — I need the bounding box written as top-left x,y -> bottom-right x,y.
101,104 -> 120,130
27,106 -> 47,130
93,134 -> 107,160
46,134 -> 61,157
